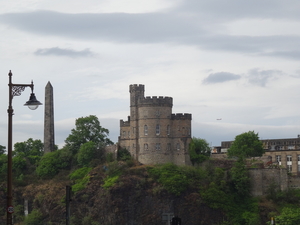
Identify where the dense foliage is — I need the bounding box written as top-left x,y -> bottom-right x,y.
23,209 -> 43,225
65,115 -> 113,154
0,145 -> 5,155
148,163 -> 206,196
36,148 -> 72,179
188,137 -> 211,165
228,131 -> 264,158
70,167 -> 92,193
117,148 -> 131,161
146,162 -> 262,224
2,119 -> 299,225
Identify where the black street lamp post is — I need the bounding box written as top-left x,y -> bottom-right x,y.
7,70 -> 42,225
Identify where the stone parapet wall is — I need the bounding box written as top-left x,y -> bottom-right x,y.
249,168 -> 288,196
171,113 -> 192,120
139,96 -> 173,107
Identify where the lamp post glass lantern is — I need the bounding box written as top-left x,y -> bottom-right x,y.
6,70 -> 42,225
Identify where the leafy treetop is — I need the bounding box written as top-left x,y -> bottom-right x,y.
13,138 -> 44,157
65,115 -> 113,154
227,131 -> 264,158
188,138 -> 211,165
0,145 -> 5,155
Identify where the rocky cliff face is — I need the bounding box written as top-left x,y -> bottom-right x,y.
1,165 -> 225,224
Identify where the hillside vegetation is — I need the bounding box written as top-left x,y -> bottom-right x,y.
0,116 -> 300,224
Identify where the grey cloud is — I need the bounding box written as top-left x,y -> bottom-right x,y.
247,69 -> 282,87
261,50 -> 300,60
0,11 -> 201,43
1,11 -> 300,60
177,0 -> 300,21
203,72 -> 241,84
34,47 -> 94,58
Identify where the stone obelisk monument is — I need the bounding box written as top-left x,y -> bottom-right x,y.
44,81 -> 55,153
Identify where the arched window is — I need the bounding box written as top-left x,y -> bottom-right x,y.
176,143 -> 180,150
144,125 -> 148,135
156,124 -> 160,135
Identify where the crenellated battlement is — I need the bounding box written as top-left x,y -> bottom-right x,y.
120,118 -> 130,127
129,84 -> 145,93
171,113 -> 192,120
139,96 -> 173,107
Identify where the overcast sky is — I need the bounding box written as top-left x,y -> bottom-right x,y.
1,0 -> 300,149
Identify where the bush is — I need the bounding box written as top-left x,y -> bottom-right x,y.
106,152 -> 114,162
148,163 -> 201,196
72,176 -> 90,193
36,149 -> 72,179
70,167 -> 92,193
69,167 -> 92,180
102,175 -> 119,189
77,141 -> 97,167
23,209 -> 43,225
117,148 -> 131,161
274,207 -> 300,225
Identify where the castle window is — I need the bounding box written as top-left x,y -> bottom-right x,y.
167,125 -> 170,135
298,155 -> 300,162
276,155 -> 281,162
156,124 -> 160,135
122,131 -> 126,138
144,143 -> 148,151
156,143 -> 161,150
144,125 -> 148,136
176,143 -> 180,150
167,143 -> 171,150
287,155 -> 292,162
287,165 -> 292,172
155,110 -> 160,117
128,131 -> 130,138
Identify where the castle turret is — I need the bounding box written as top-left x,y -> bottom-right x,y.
119,84 -> 192,166
130,84 -> 144,108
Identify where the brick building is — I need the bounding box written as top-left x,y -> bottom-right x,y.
118,84 -> 192,165
220,136 -> 300,175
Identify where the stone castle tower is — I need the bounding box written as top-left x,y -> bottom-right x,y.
118,84 -> 192,165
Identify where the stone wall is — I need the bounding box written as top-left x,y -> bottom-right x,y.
249,168 -> 288,196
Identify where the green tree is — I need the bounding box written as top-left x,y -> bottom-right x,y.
13,138 -> 44,165
227,131 -> 264,159
188,138 -> 211,165
117,148 -> 131,161
274,207 -> 300,225
65,115 -> 113,154
0,154 -> 7,182
77,141 -> 96,167
230,157 -> 250,197
0,145 -> 6,181
0,145 -> 5,155
36,148 -> 72,179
